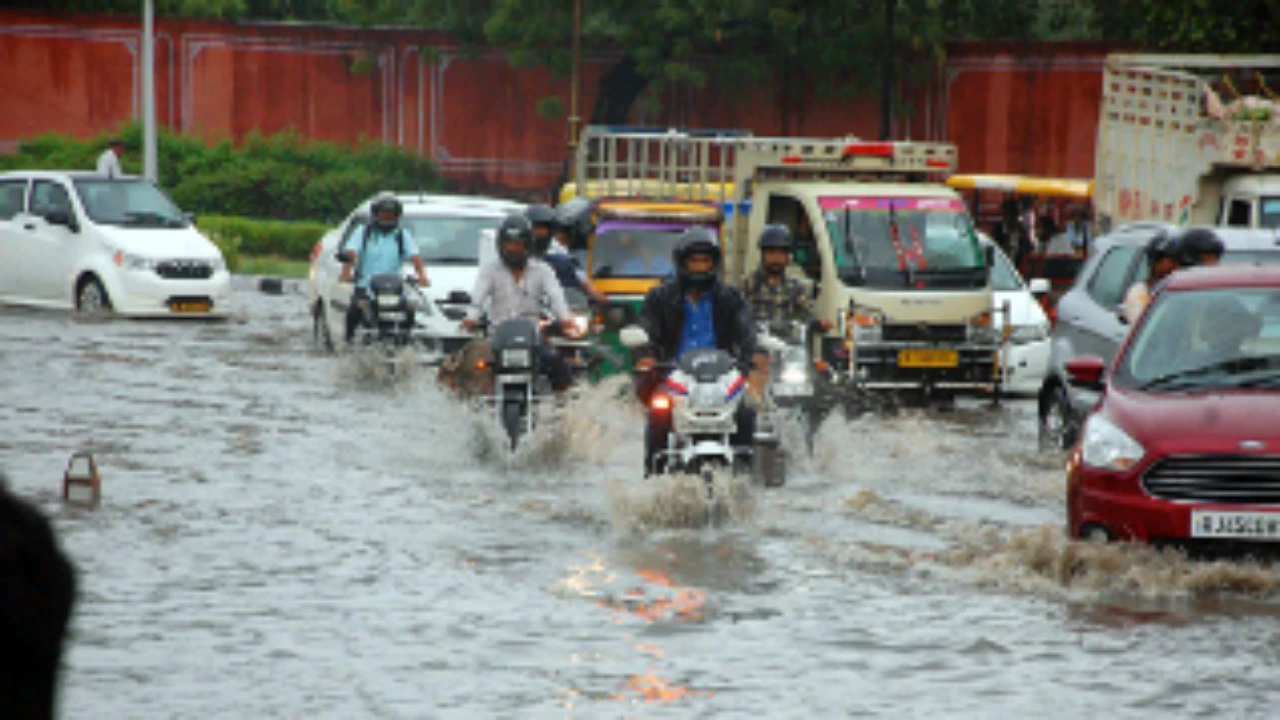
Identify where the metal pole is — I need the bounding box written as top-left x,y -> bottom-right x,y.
568,0 -> 582,185
880,0 -> 895,141
142,0 -> 158,182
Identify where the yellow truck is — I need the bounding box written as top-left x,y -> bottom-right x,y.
573,127 -> 1010,404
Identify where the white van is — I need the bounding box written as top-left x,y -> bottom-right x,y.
0,171 -> 231,316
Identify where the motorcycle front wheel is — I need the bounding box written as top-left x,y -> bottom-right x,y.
502,401 -> 524,450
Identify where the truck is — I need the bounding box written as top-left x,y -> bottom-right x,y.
572,127 -> 1009,404
1094,54 -> 1280,231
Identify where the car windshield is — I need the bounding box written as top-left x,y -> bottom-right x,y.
400,216 -> 503,264
1115,287 -> 1280,391
822,196 -> 987,289
1129,249 -> 1280,286
1262,197 -> 1280,229
73,179 -> 188,228
591,227 -> 681,279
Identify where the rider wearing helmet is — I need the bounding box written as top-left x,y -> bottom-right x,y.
1120,229 -> 1181,324
526,203 -> 607,304
739,224 -> 833,334
1175,227 -> 1225,268
338,192 -> 431,343
463,213 -> 577,392
633,227 -> 767,475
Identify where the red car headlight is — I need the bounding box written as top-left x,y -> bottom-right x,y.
1080,416 -> 1146,472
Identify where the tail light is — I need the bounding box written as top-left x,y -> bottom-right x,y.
651,393 -> 671,412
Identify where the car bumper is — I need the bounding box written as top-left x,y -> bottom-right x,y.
823,339 -> 1002,393
1068,464 -> 1280,545
1001,339 -> 1050,395
111,269 -> 233,317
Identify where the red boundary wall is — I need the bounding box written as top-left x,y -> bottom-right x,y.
0,11 -> 1125,195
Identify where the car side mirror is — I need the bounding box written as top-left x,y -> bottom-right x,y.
619,325 -> 650,348
1115,303 -> 1129,325
45,209 -> 78,232
983,244 -> 996,271
184,211 -> 196,225
335,249 -> 355,264
1065,356 -> 1107,390
1028,278 -> 1051,296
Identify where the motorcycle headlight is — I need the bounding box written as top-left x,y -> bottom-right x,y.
377,293 -> 402,308
571,314 -> 589,336
1080,415 -> 1145,472
1008,323 -> 1048,345
779,364 -> 808,384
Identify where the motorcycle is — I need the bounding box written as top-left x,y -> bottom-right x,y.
755,319 -> 827,461
333,250 -> 433,373
620,325 -> 786,489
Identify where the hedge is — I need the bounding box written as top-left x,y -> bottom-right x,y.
0,123 -> 443,223
197,215 -> 331,270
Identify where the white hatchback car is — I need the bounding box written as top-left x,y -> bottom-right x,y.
0,171 -> 231,316
980,234 -> 1053,396
308,193 -> 525,361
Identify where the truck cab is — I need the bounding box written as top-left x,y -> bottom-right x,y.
573,128 -> 1008,400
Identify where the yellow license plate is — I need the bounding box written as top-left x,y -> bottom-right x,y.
898,349 -> 959,368
170,300 -> 212,313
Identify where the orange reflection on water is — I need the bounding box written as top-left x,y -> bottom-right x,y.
613,673 -> 714,703
596,569 -> 708,623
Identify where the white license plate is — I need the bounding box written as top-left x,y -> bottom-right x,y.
502,349 -> 531,367
773,383 -> 813,397
1191,510 -> 1280,540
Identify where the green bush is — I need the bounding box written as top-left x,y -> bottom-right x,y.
196,215 -> 330,262
0,123 -> 443,224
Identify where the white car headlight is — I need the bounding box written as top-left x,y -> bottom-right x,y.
114,252 -> 156,271
210,256 -> 227,273
1008,323 -> 1048,345
1080,415 -> 1145,472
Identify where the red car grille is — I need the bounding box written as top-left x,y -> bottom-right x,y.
1142,455 -> 1280,504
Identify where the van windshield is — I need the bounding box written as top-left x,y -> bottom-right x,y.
73,179 -> 188,228
1262,197 -> 1280,229
821,196 -> 987,290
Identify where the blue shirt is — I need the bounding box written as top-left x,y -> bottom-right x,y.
342,226 -> 420,289
677,294 -> 717,358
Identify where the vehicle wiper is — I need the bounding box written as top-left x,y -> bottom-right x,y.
1141,356 -> 1278,391
427,256 -> 478,264
124,210 -> 182,228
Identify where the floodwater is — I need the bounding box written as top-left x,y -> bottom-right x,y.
3,277 -> 1280,719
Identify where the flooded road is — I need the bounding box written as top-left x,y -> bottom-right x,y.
4,277 -> 1280,718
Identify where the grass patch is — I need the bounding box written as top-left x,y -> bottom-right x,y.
236,255 -> 312,279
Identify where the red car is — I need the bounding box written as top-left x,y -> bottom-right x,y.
1066,263 -> 1280,548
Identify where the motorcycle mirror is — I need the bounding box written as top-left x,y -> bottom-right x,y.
447,290 -> 471,304
335,249 -> 355,264
619,325 -> 649,348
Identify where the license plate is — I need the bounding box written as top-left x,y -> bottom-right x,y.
170,299 -> 212,313
897,349 -> 959,368
502,349 -> 531,367
773,382 -> 813,397
1191,510 -> 1280,540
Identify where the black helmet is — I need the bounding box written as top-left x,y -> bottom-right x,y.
758,224 -> 793,251
672,227 -> 721,292
1175,227 -> 1225,267
525,204 -> 556,253
1144,229 -> 1179,266
496,214 -> 533,269
370,193 -> 403,232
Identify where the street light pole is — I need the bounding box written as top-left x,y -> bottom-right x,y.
568,0 -> 582,185
142,0 -> 158,182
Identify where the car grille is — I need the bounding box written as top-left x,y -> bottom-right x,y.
881,323 -> 967,344
1142,455 -> 1280,504
156,260 -> 214,280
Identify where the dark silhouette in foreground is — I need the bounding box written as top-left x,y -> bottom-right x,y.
1,474 -> 77,720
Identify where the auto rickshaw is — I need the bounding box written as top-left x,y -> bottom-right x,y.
557,182 -> 729,379
946,174 -> 1094,326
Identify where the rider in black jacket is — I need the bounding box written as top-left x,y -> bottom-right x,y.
634,227 -> 768,475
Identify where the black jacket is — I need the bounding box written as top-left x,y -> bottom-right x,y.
636,278 -> 763,365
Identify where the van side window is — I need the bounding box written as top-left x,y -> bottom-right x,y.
767,194 -> 821,280
31,181 -> 73,217
1086,245 -> 1139,309
0,180 -> 25,220
1227,199 -> 1252,227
